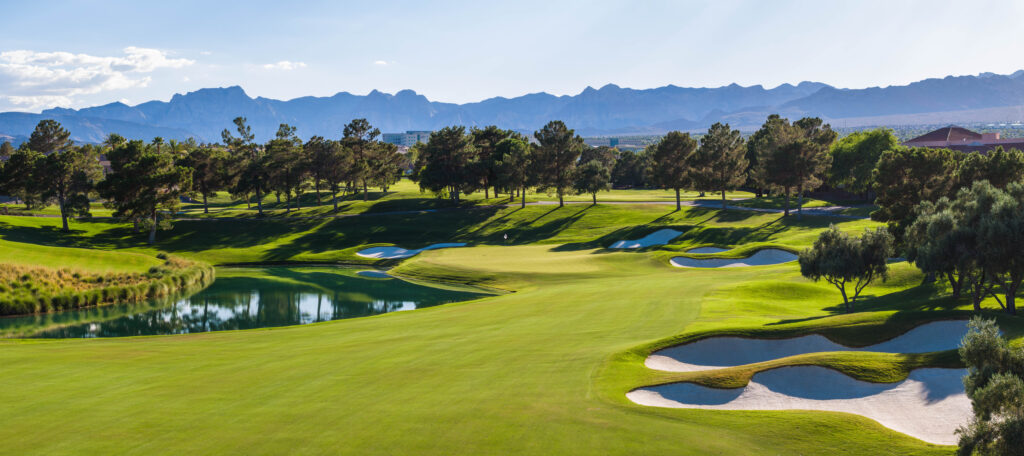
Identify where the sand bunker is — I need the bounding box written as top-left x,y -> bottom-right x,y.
670,249 -> 797,268
686,247 -> 729,254
356,270 -> 391,279
356,243 -> 467,260
646,320 -> 968,372
610,229 -> 682,249
627,366 -> 970,445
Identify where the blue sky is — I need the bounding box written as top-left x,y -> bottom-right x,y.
2,0 -> 1023,111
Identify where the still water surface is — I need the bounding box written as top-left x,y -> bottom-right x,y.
0,267 -> 489,338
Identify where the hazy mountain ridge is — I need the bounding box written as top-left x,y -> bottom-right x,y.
2,71 -> 1023,144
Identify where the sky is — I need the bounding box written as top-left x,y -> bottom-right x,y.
2,0 -> 1024,112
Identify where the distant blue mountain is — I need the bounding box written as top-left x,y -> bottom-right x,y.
1,71 -> 1023,144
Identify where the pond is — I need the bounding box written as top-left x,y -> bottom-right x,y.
0,267 -> 491,338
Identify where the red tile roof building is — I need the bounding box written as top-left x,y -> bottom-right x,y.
903,125 -> 1024,153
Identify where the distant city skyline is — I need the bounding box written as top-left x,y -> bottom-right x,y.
3,0 -> 1024,112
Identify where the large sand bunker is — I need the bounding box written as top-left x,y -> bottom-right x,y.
627,366 -> 970,445
356,243 -> 467,260
647,320 -> 968,372
670,249 -> 797,268
610,229 -> 682,249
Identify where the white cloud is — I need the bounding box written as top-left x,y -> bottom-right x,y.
4,95 -> 73,110
262,60 -> 307,70
0,47 -> 194,111
374,60 -> 388,66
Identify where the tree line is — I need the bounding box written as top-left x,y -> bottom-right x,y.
4,115 -> 1024,252
0,118 -> 408,242
410,116 -> 836,214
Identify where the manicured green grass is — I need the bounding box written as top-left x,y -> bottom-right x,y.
1,179 -> 855,220
0,233 -> 160,273
0,202 -> 874,266
0,201 -> 1011,454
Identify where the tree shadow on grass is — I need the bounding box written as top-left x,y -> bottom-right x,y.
258,207 -> 507,261
494,205 -> 591,245
765,282 -> 961,329
0,219 -> 144,250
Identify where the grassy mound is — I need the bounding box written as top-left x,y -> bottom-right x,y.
0,255 -> 215,316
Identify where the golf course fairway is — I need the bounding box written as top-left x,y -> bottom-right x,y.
0,202 -> 1015,455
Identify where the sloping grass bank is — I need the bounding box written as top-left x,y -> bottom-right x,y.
0,255 -> 215,316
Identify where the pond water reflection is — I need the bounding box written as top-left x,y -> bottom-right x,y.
0,267 -> 489,338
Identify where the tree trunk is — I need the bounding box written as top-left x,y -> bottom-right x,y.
558,189 -> 564,207
363,181 -> 368,202
1005,278 -> 1021,315
203,194 -> 209,214
275,193 -> 280,204
256,185 -> 263,216
148,212 -> 157,244
797,185 -> 804,219
783,187 -> 791,216
946,272 -> 960,297
332,190 -> 338,210
485,187 -> 489,199
521,185 -> 526,208
59,195 -> 69,232
721,189 -> 727,210
296,190 -> 301,210
839,285 -> 850,312
592,192 -> 597,205
315,180 -> 321,205
970,275 -> 985,311
675,188 -> 681,211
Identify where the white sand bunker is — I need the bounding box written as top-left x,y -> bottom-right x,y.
627,366 -> 970,445
670,249 -> 796,268
610,229 -> 682,249
356,243 -> 467,260
647,320 -> 968,372
687,247 -> 729,254
356,270 -> 391,278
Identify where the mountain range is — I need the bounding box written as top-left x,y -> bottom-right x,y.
5,70 -> 1024,144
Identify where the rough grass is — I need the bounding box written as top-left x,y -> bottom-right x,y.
0,255 -> 215,315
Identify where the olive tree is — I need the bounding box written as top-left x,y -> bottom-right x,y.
906,181 -> 1009,311
957,316 -> 1024,455
799,225 -> 893,312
